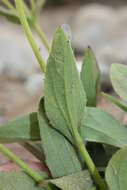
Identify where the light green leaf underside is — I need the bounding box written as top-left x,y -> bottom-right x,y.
0,113 -> 40,142
80,107 -> 127,148
0,171 -> 45,190
110,64 -> 127,102
106,147 -> 127,190
49,170 -> 94,190
44,27 -> 86,142
38,99 -> 81,178
81,47 -> 100,107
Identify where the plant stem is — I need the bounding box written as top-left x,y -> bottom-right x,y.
22,0 -> 31,18
0,144 -> 42,182
36,0 -> 45,14
1,0 -> 16,14
73,128 -> 107,190
34,23 -> 50,52
0,144 -> 52,190
15,0 -> 46,73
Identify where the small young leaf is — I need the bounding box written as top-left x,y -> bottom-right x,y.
102,92 -> 127,112
0,113 -> 40,142
38,98 -> 82,178
81,47 -> 100,107
110,64 -> 127,102
80,107 -> 127,148
44,27 -> 86,141
106,147 -> 127,190
49,170 -> 94,190
0,171 -> 46,190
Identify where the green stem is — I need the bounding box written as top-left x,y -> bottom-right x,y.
22,0 -> 31,18
0,144 -> 43,182
36,0 -> 45,14
15,0 -> 46,73
73,128 -> 107,190
1,0 -> 16,14
34,23 -> 50,52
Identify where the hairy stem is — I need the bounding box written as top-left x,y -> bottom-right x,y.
15,0 -> 46,73
73,128 -> 107,190
0,144 -> 43,182
0,144 -> 52,190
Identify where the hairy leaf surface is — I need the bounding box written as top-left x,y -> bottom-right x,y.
0,171 -> 45,190
44,27 -> 86,141
0,113 -> 40,142
49,170 -> 94,190
80,107 -> 127,148
38,99 -> 81,178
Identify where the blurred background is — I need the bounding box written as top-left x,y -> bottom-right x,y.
1,0 -> 127,121
0,0 -> 127,162
1,0 -> 127,120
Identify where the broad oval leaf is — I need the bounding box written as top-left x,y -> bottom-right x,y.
0,171 -> 45,190
49,170 -> 94,190
106,147 -> 127,190
44,27 -> 86,141
81,47 -> 100,107
110,64 -> 127,102
0,113 -> 40,142
80,107 -> 127,148
38,98 -> 82,178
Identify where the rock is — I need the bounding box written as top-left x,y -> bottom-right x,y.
0,20 -> 47,81
24,73 -> 44,95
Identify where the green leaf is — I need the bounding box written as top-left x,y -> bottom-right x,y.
81,47 -> 100,107
49,170 -> 94,190
0,171 -> 45,190
0,7 -> 20,23
105,147 -> 127,190
38,98 -> 82,178
0,113 -> 40,142
80,107 -> 127,148
44,27 -> 86,141
110,64 -> 127,102
102,92 -> 127,112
